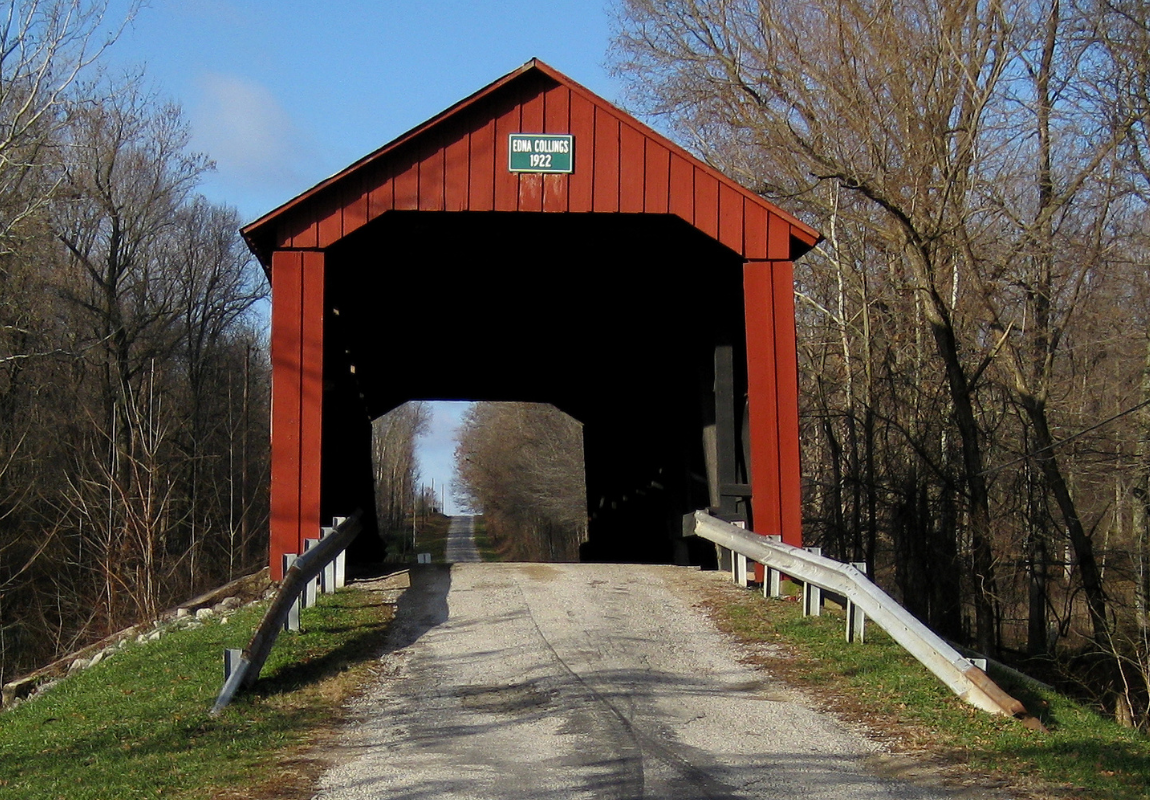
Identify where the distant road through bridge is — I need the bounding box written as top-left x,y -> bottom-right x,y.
314,559 -> 965,800
443,515 -> 480,563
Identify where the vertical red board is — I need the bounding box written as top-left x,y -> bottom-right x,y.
316,189 -> 342,248
568,92 -> 595,211
342,174 -> 368,237
519,173 -> 543,212
469,117 -> 496,211
542,174 -> 567,212
289,214 -> 318,249
592,108 -> 619,212
743,202 -> 769,260
273,219 -> 295,251
444,132 -> 470,211
298,250 -> 324,558
269,251 -> 303,580
619,123 -> 645,213
518,92 -> 546,212
494,102 -> 522,211
668,154 -> 694,225
743,260 -> 783,538
767,213 -> 791,260
367,163 -> 395,220
543,85 -> 570,212
772,260 -> 803,545
718,185 -> 744,254
693,169 -> 720,241
418,140 -> 446,211
644,141 -> 670,214
520,90 -> 544,132
393,154 -> 420,211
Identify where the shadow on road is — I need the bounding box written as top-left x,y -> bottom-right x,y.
384,564 -> 452,652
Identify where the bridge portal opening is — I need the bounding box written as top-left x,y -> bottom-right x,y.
325,210 -> 747,568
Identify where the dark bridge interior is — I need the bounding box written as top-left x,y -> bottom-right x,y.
320,211 -> 751,565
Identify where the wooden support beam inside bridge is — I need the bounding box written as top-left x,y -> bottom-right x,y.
242,59 -> 821,579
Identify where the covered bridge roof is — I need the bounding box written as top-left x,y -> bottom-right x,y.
241,59 -> 820,266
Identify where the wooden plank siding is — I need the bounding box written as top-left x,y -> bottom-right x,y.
246,60 -> 819,573
268,250 -> 325,579
248,60 -> 819,261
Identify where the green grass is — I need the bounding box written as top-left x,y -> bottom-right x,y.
471,516 -> 502,562
711,587 -> 1150,799
0,585 -> 391,799
412,513 -> 451,562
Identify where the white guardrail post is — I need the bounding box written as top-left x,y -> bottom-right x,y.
688,512 -> 1028,719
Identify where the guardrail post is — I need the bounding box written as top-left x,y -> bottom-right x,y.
802,547 -> 822,617
333,517 -> 347,589
803,582 -> 822,616
223,648 -> 243,680
735,553 -> 749,587
303,539 -> 320,607
320,526 -> 336,593
282,554 -> 301,631
846,562 -> 867,643
763,535 -> 783,597
335,550 -> 346,588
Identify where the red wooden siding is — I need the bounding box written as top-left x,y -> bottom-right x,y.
261,77 -> 816,266
644,141 -> 670,215
619,123 -> 645,213
251,61 -> 819,265
771,259 -> 803,541
542,84 -> 570,212
744,259 -> 802,546
269,250 -> 325,579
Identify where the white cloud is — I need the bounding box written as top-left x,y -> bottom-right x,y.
191,73 -> 313,195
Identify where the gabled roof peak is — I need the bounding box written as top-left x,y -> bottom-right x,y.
242,59 -> 819,265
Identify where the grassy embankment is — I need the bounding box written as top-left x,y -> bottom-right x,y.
411,512 -> 452,562
706,580 -> 1150,800
471,516 -> 503,561
0,583 -> 393,800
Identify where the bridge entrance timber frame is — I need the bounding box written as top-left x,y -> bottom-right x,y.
242,60 -> 821,579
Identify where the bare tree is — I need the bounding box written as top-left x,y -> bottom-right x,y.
613,0 -> 1150,722
371,402 -> 430,558
454,402 -> 587,561
0,1 -> 137,253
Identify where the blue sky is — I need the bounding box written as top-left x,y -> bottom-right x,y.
106,0 -> 623,225
102,0 -> 624,514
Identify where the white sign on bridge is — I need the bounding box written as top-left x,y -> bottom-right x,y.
508,133 -> 573,173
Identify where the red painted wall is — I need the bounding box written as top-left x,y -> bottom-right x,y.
269,251 -> 324,580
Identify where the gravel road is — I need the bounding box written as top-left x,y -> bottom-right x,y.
314,562 -> 972,800
444,515 -> 480,563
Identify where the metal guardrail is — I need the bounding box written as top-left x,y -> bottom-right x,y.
210,511 -> 362,716
688,511 -> 1028,719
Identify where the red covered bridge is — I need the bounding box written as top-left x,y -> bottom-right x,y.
241,60 -> 821,578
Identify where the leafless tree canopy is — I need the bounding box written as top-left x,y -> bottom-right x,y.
613,0 -> 1150,725
454,402 -> 588,562
0,2 -> 269,686
371,401 -> 430,559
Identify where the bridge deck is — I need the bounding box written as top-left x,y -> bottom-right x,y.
315,563 -> 956,799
